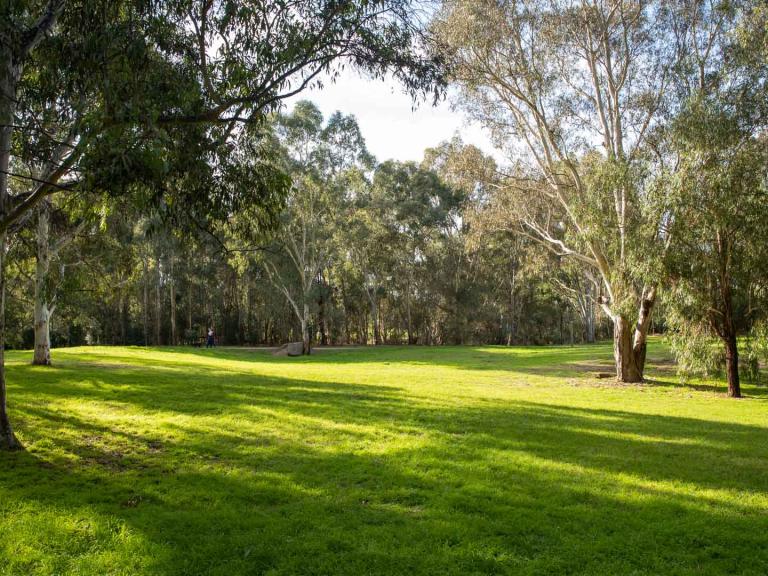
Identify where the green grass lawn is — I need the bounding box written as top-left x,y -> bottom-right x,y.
1,341 -> 767,575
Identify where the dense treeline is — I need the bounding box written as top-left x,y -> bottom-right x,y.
7,102 -> 610,351
2,0 -> 768,451
0,0 -> 443,448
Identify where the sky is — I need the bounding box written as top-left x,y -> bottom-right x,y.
285,70 -> 502,165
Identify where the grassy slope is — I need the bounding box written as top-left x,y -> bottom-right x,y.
0,341 -> 767,576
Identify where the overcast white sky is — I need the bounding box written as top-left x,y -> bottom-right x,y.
286,70 -> 502,165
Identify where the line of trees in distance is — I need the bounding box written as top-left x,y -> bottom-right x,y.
2,0 -> 767,451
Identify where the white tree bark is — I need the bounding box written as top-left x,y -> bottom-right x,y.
33,202 -> 53,365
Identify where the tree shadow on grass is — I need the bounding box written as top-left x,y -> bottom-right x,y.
35,342 -> 768,399
7,359 -> 768,494
2,360 -> 768,575
142,342 -> 617,372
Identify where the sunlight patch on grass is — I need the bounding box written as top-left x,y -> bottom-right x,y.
2,341 -> 767,575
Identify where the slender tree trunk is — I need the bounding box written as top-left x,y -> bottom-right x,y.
143,256 -> 149,346
187,280 -> 193,331
508,275 -> 515,346
246,286 -> 253,344
33,202 -> 52,365
154,261 -> 161,345
301,303 -> 311,355
236,282 -> 244,346
169,254 -> 176,345
585,306 -> 595,343
340,277 -> 350,344
724,331 -> 741,398
405,282 -> 413,345
119,288 -> 126,345
318,292 -> 327,346
369,293 -> 380,345
719,274 -> 741,398
584,282 -> 595,344
378,299 -> 385,344
318,270 -> 328,346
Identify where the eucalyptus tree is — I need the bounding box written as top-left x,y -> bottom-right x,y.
31,196 -> 92,365
433,0 -> 676,380
663,0 -> 768,397
262,102 -> 374,353
346,186 -> 394,345
0,0 -> 444,448
422,139 -> 509,343
365,160 -> 465,343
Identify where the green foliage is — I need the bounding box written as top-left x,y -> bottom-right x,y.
666,317 -> 724,382
662,17 -> 768,388
743,321 -> 768,384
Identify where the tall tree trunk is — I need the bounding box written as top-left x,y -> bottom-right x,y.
301,303 -> 311,355
236,282 -> 244,345
723,331 -> 741,398
33,202 -> 52,365
0,231 -> 18,450
340,277 -> 350,344
318,270 -> 328,346
719,272 -> 741,398
119,288 -> 126,345
246,286 -> 253,344
0,49 -> 20,449
143,256 -> 149,346
405,282 -> 413,344
187,280 -> 193,331
169,254 -> 176,345
584,281 -> 596,344
369,293 -> 380,345
723,330 -> 741,398
154,261 -> 161,345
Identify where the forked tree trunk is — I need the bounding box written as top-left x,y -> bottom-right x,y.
613,315 -> 644,382
612,288 -> 656,383
33,202 -> 52,365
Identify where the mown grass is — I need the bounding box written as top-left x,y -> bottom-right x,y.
1,341 -> 767,575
